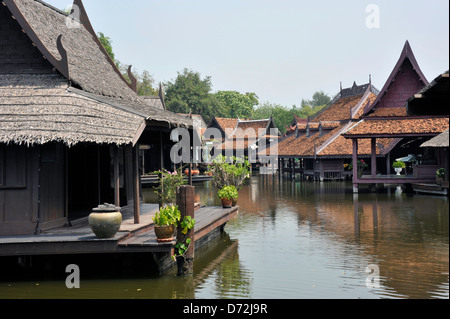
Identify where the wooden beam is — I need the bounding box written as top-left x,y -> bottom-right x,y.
113,146 -> 120,207
352,138 -> 359,193
176,185 -> 195,276
132,145 -> 140,224
371,138 -> 377,177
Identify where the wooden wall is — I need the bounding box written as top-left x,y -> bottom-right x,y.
0,143 -> 65,236
0,4 -> 54,74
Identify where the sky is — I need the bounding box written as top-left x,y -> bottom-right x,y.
47,0 -> 449,108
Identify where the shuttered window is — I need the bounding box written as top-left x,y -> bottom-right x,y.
0,145 -> 26,188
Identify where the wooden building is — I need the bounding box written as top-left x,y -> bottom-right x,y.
0,0 -> 192,236
342,42 -> 449,192
208,117 -> 279,163
272,81 -> 397,181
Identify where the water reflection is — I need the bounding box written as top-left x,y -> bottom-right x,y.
191,175 -> 448,299
1,175 -> 448,299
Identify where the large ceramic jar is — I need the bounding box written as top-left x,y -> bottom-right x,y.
89,203 -> 122,239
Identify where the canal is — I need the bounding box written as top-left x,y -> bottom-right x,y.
0,175 -> 448,299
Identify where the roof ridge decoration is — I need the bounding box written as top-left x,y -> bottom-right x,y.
363,40 -> 429,115
71,0 -> 138,93
5,0 -> 139,99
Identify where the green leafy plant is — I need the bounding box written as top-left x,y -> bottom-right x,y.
172,216 -> 196,261
152,205 -> 181,226
436,168 -> 446,178
393,161 -> 406,169
209,155 -> 250,190
217,185 -> 238,200
151,167 -> 186,205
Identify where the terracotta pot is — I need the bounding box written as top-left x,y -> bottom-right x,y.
89,204 -> 122,239
154,225 -> 175,241
221,198 -> 233,208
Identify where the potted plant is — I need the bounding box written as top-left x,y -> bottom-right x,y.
349,159 -> 368,177
393,161 -> 406,175
436,168 -> 446,185
152,205 -> 181,242
152,167 -> 185,206
217,185 -> 238,208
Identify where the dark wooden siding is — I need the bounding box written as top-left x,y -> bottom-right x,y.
0,144 -> 39,235
376,59 -> 424,109
0,144 -> 66,235
0,4 -> 54,74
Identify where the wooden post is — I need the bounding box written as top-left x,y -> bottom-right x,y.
176,185 -> 195,276
352,138 -> 359,193
132,145 -> 140,224
371,138 -> 377,177
113,146 -> 120,207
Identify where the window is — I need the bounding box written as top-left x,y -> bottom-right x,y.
0,145 -> 26,188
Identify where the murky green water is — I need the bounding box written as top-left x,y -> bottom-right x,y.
1,175 -> 448,299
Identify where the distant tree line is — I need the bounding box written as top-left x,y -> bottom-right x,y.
97,32 -> 330,133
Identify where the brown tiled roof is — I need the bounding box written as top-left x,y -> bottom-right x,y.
214,117 -> 240,135
366,107 -> 408,118
343,117 -> 449,137
314,95 -> 362,122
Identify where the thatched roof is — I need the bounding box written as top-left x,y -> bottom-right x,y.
1,1 -> 193,147
421,130 -> 449,148
0,74 -> 145,146
8,0 -> 138,101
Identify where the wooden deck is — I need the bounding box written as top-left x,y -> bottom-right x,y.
354,174 -> 436,185
141,174 -> 213,186
0,204 -> 239,257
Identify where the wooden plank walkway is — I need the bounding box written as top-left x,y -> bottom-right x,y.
117,206 -> 239,253
0,205 -> 239,257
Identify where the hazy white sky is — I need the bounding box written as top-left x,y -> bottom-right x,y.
47,0 -> 449,107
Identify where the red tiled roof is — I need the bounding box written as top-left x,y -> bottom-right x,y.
343,117 -> 449,137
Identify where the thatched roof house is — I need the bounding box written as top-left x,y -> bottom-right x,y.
0,0 -> 192,235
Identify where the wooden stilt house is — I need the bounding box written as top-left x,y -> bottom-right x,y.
0,0 -> 192,236
272,80 -> 396,181
342,41 -> 449,191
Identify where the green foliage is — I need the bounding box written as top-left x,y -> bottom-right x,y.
301,91 -> 331,108
172,216 -> 196,260
153,205 -> 181,226
97,32 -> 116,64
393,161 -> 406,169
436,168 -> 446,177
209,155 -> 250,190
349,159 -> 368,172
217,185 -> 239,200
164,68 -> 218,123
214,91 -> 259,119
179,216 -> 196,235
151,167 -> 186,205
253,100 -> 328,134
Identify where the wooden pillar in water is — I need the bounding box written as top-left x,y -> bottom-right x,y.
291,158 -> 295,180
176,185 -> 195,276
352,139 -> 359,193
371,138 -> 377,177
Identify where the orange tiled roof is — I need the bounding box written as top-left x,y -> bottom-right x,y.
314,94 -> 363,122
366,107 -> 408,118
343,117 -> 449,137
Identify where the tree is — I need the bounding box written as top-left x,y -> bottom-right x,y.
253,102 -> 297,134
97,32 -> 116,65
96,32 -> 158,96
301,91 -> 331,108
214,91 -> 259,119
164,68 -> 219,123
